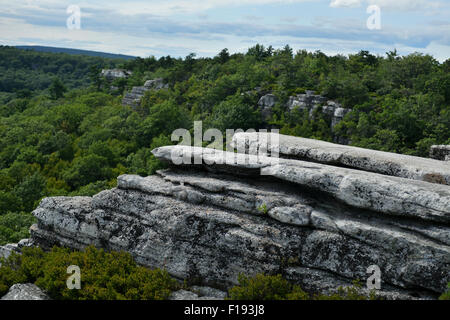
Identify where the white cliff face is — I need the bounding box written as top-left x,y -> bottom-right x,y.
28,134 -> 450,299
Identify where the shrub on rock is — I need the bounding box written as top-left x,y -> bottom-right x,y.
228,274 -> 377,300
0,245 -> 177,300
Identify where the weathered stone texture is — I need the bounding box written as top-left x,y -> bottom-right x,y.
1,284 -> 50,300
29,134 -> 450,300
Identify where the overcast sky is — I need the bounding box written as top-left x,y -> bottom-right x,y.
0,0 -> 449,61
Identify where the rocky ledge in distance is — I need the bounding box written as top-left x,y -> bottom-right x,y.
29,134 -> 450,300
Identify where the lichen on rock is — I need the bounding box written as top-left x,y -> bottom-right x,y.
29,133 -> 450,300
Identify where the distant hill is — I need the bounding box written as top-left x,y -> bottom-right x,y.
15,45 -> 136,60
0,45 -> 126,102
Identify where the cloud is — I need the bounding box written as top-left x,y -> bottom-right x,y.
2,6 -> 445,50
330,0 -> 362,8
87,0 -> 315,16
330,0 -> 445,12
366,0 -> 443,12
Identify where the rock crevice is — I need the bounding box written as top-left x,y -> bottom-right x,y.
29,134 -> 450,299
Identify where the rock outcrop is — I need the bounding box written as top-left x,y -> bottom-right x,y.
287,90 -> 326,111
258,94 -> 278,120
0,243 -> 18,261
258,91 -> 351,140
0,238 -> 34,262
100,69 -> 132,81
29,133 -> 450,300
1,284 -> 50,300
430,145 -> 450,161
287,91 -> 351,130
170,287 -> 226,300
122,78 -> 168,108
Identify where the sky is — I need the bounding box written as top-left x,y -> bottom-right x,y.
0,0 -> 449,61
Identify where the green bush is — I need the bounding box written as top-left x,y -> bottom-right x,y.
228,274 -> 308,300
0,212 -> 36,245
439,283 -> 450,300
314,280 -> 377,300
0,246 -> 177,300
228,274 -> 377,300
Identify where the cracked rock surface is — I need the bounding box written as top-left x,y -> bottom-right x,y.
30,135 -> 450,300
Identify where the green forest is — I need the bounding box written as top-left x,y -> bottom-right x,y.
0,46 -> 123,104
0,45 -> 449,246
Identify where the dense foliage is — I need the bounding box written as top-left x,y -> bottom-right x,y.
0,212 -> 35,245
0,245 -> 177,299
0,45 -> 448,245
228,274 -> 309,300
440,283 -> 450,300
227,274 -> 377,300
0,46 -> 122,103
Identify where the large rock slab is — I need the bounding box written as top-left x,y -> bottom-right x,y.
31,172 -> 449,298
29,135 -> 450,300
152,145 -> 450,223
232,132 -> 450,186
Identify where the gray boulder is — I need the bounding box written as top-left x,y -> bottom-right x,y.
169,290 -> 200,300
430,145 -> 450,161
1,284 -> 50,300
170,287 -> 226,300
144,78 -> 169,90
100,69 -> 132,81
0,239 -> 34,267
0,243 -> 19,261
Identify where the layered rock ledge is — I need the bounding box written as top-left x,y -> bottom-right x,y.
232,132 -> 450,185
30,135 -> 450,300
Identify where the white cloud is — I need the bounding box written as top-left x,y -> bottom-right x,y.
330,0 -> 445,11
83,0 -> 314,16
367,0 -> 443,11
330,0 -> 362,8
